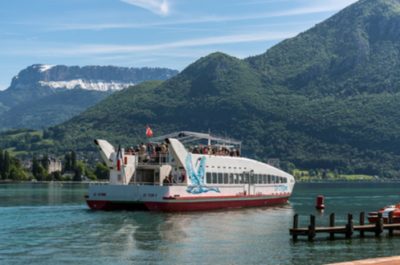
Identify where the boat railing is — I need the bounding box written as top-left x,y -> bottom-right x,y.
90,181 -> 186,186
137,153 -> 170,165
128,181 -> 187,186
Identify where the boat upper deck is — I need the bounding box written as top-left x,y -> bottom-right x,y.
124,131 -> 242,165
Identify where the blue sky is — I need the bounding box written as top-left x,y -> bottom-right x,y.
0,0 -> 358,90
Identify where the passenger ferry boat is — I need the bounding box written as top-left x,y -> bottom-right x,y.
86,131 -> 296,212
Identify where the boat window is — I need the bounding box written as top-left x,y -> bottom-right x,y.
206,172 -> 212,184
240,174 -> 245,184
229,173 -> 234,184
250,174 -> 255,184
271,175 -> 275,184
234,173 -> 239,184
218,173 -> 223,184
243,173 -> 249,184
224,173 -> 229,184
212,172 -> 217,184
284,178 -> 288,183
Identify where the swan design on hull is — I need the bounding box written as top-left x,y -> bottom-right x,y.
185,153 -> 220,194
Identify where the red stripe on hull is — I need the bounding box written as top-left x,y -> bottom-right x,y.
86,200 -> 147,211
165,193 -> 291,200
87,196 -> 290,212
145,196 -> 289,212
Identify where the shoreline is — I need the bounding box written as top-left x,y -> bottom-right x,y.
1,179 -> 400,184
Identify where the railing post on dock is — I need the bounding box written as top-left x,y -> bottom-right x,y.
375,212 -> 384,237
359,212 -> 365,237
293,214 -> 299,241
308,215 -> 316,241
329,213 -> 335,240
345,213 -> 354,239
388,211 -> 394,237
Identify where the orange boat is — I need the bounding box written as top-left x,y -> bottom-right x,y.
368,204 -> 400,223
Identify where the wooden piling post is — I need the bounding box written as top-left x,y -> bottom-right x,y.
345,213 -> 354,239
293,214 -> 299,241
329,213 -> 335,240
308,215 -> 316,241
388,211 -> 394,237
375,212 -> 383,237
359,212 -> 365,237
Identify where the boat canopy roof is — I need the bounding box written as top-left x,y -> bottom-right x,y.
149,131 -> 241,147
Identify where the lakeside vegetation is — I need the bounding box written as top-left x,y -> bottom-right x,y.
0,148 -> 109,182
292,169 -> 376,182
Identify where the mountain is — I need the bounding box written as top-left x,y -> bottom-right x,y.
3,0 -> 400,177
0,65 -> 178,130
247,0 -> 400,97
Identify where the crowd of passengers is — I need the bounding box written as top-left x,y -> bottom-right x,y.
125,142 -> 169,163
189,145 -> 240,157
125,142 -> 240,163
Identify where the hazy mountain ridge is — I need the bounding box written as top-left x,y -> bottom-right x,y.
0,64 -> 178,130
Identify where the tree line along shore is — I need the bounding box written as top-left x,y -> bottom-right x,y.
0,149 -> 109,182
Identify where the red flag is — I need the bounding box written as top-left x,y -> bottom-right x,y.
146,126 -> 153,138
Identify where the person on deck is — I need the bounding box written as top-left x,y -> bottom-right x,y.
163,176 -> 170,186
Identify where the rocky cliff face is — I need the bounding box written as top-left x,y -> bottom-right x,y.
4,64 -> 178,101
0,64 -> 178,129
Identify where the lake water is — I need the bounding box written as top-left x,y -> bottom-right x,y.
1,182 -> 400,265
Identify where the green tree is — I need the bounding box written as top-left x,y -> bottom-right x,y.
32,155 -> 47,181
50,171 -> 62,181
9,166 -> 27,180
41,154 -> 49,172
64,153 -> 71,172
95,163 -> 109,180
0,149 -> 4,179
3,151 -> 11,179
85,166 -> 97,181
73,160 -> 84,181
71,151 -> 77,170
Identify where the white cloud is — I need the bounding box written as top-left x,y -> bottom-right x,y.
60,31 -> 297,55
120,0 -> 170,16
1,30 -> 297,56
47,0 -> 357,31
0,84 -> 7,91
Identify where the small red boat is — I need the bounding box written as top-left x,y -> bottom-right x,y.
368,204 -> 400,223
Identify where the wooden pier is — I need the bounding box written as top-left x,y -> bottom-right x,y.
290,212 -> 400,241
